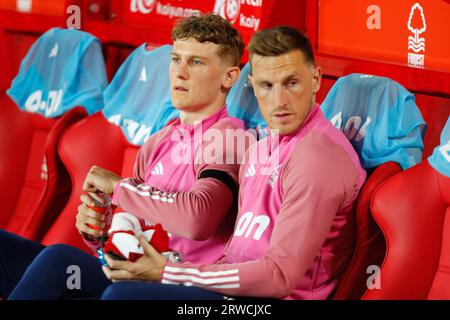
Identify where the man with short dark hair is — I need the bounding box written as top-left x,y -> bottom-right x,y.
98,26 -> 367,300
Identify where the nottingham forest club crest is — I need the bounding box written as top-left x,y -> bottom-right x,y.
407,3 -> 426,68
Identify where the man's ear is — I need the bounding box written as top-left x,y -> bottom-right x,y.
223,66 -> 241,90
312,66 -> 322,96
248,74 -> 253,88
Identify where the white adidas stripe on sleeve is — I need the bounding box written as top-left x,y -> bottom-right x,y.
162,266 -> 240,289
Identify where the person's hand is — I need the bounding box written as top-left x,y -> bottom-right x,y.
102,236 -> 167,282
76,194 -> 106,239
82,166 -> 122,195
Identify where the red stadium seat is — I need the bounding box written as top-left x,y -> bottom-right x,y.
0,27 -> 109,241
0,94 -> 86,240
332,161 -> 401,299
40,112 -> 139,253
0,33 -> 44,228
363,161 -> 449,299
324,74 -> 425,299
318,74 -> 395,300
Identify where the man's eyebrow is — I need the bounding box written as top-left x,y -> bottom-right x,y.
255,72 -> 299,85
256,79 -> 272,85
281,72 -> 300,82
171,52 -> 208,61
189,55 -> 208,61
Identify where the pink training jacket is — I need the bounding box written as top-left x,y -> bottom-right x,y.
161,104 -> 367,300
84,107 -> 247,264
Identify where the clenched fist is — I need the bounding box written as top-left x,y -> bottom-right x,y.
82,166 -> 122,195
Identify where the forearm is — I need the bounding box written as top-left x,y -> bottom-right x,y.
160,254 -> 297,299
112,177 -> 233,240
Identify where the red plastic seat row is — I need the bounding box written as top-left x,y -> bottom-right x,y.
0,29 -> 125,242
3,29 -> 449,303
